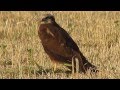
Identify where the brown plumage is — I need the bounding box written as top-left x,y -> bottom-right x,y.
38,14 -> 97,73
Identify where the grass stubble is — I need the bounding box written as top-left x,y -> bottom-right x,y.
0,11 -> 120,79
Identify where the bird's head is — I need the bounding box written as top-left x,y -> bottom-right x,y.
41,14 -> 55,24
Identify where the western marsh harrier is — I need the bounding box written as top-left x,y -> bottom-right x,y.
38,14 -> 97,73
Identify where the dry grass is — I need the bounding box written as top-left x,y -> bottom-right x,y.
0,11 -> 120,79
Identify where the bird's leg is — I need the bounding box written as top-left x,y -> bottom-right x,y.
53,63 -> 57,72
51,61 -> 57,73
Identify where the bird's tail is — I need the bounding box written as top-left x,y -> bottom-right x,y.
66,51 -> 98,73
78,51 -> 98,73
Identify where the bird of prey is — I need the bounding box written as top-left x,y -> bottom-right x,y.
38,14 -> 97,73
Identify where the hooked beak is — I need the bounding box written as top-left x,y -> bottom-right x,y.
41,18 -> 46,22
